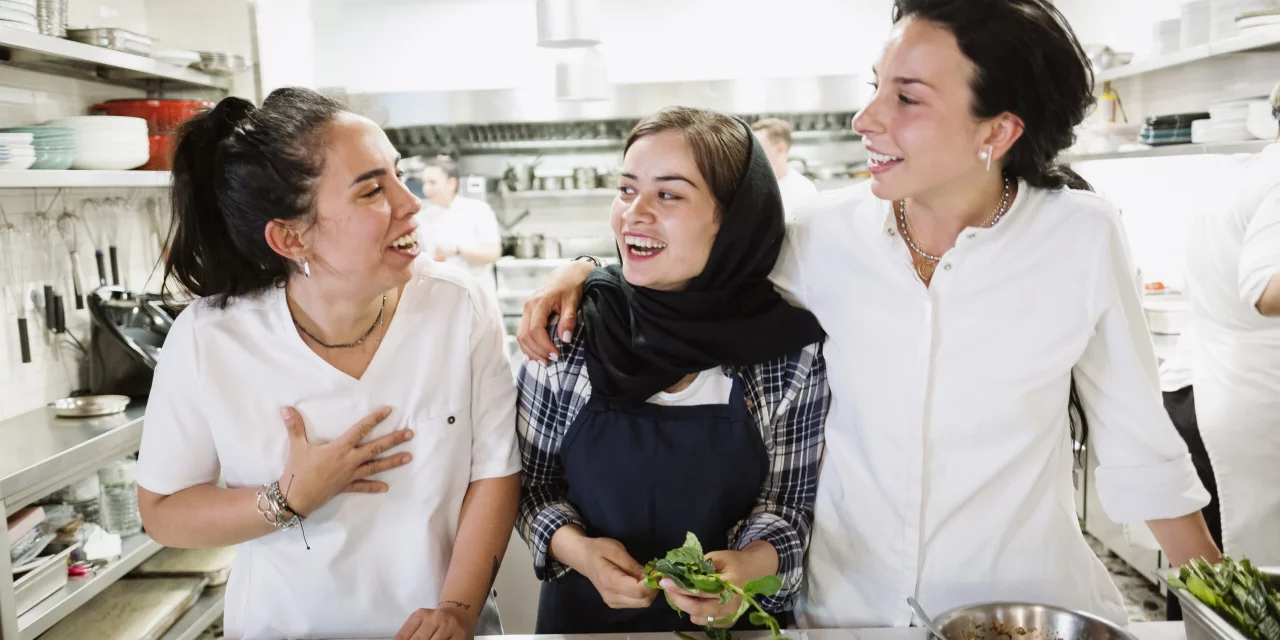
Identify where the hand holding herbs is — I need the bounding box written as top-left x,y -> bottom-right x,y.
1168,556 -> 1280,640
643,532 -> 787,640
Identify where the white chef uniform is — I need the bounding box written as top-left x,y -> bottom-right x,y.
418,196 -> 502,296
774,182 -> 1208,628
1183,143 -> 1280,566
136,260 -> 520,640
777,168 -> 819,222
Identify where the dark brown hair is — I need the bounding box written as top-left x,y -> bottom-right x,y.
624,106 -> 752,213
751,118 -> 794,149
166,88 -> 344,306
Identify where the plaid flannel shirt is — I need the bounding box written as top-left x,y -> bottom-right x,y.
515,325 -> 830,612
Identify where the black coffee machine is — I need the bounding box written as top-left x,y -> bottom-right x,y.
88,286 -> 180,399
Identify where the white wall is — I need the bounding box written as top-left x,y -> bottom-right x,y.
272,0 -> 896,95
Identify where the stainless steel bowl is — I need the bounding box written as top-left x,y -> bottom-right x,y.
931,602 -> 1138,640
50,395 -> 130,419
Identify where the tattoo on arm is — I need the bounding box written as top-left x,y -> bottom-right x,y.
440,601 -> 472,611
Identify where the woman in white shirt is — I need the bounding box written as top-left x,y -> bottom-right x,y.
136,88 -> 521,640
514,0 -> 1221,629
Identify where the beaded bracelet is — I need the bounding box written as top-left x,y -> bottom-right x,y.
255,481 -> 303,531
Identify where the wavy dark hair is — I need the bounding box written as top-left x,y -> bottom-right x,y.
165,87 -> 344,307
892,0 -> 1095,456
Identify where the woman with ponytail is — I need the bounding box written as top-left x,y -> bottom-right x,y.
515,0 -> 1222,630
135,88 -> 520,640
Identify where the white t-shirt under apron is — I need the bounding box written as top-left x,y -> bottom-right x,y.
776,182 -> 1207,628
136,261 -> 520,640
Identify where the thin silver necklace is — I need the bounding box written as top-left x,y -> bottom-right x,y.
291,295 -> 386,349
897,176 -> 1013,263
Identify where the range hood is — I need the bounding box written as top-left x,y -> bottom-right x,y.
354,74 -> 862,128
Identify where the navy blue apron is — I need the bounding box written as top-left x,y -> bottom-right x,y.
535,374 -> 770,634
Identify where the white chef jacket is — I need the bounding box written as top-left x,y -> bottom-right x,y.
774,181 -> 1208,629
1184,143 -> 1280,565
419,196 -> 502,294
136,260 -> 520,640
778,169 -> 819,221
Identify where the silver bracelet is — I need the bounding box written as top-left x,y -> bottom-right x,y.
255,481 -> 302,531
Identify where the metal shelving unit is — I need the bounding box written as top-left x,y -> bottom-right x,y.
500,188 -> 617,200
0,406 -> 224,640
1097,29 -> 1280,83
0,170 -> 171,189
0,25 -> 229,92
1064,140 -> 1271,163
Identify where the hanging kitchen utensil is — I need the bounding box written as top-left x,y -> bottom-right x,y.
78,198 -> 109,287
0,206 -> 31,363
103,196 -> 123,286
55,209 -> 85,311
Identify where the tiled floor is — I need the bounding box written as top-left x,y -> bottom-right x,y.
1086,534 -> 1168,622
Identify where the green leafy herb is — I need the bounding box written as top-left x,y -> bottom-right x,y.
642,532 -> 788,640
1168,556 -> 1280,640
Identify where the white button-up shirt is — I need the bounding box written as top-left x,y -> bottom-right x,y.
774,181 -> 1208,628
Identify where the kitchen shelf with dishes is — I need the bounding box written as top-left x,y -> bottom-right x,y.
0,25 -> 230,92
2,406 -> 229,640
1096,25 -> 1280,83
0,169 -> 170,188
1064,139 -> 1272,163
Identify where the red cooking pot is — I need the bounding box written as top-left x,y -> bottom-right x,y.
91,99 -> 215,135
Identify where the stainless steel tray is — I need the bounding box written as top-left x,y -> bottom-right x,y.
50,395 -> 130,418
66,27 -> 152,56
14,542 -> 80,616
1160,567 -> 1280,640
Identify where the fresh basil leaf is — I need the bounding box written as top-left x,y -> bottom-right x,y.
689,574 -> 724,593
707,628 -> 732,640
1189,575 -> 1222,608
744,575 -> 782,597
750,612 -> 771,626
667,532 -> 706,567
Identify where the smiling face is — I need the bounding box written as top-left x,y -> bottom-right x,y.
853,16 -> 996,203
302,113 -> 422,292
611,130 -> 722,292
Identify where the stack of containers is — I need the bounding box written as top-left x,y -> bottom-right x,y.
1211,0 -> 1280,39
91,99 -> 214,171
1,126 -> 76,170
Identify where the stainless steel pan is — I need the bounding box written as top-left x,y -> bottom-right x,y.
930,602 -> 1138,640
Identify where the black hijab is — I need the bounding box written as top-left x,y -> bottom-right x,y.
578,118 -> 826,402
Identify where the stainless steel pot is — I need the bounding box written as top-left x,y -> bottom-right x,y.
573,167 -> 598,190
539,236 -> 561,259
50,395 -> 130,419
930,602 -> 1137,640
514,235 -> 539,259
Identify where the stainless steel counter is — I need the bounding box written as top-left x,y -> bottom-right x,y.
0,403 -> 145,518
480,622 -> 1187,640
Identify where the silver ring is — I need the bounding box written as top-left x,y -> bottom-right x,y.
706,616 -> 715,625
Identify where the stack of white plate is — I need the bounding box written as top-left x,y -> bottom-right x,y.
1204,98 -> 1266,142
1182,0 -> 1213,48
1213,0 -> 1280,37
0,132 -> 37,170
0,0 -> 38,32
1237,9 -> 1280,32
46,116 -> 149,170
1153,18 -> 1183,54
150,48 -> 201,68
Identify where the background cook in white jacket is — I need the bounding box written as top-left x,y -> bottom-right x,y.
511,0 -> 1222,630
136,89 -> 520,640
1182,84 -> 1280,567
419,157 -> 503,295
753,118 -> 819,220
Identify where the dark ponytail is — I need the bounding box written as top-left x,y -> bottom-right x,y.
165,87 -> 344,306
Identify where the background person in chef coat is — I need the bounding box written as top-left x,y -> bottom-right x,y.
135,89 -> 520,640
420,157 -> 503,295
515,0 -> 1223,629
1178,81 -> 1280,569
752,119 -> 818,220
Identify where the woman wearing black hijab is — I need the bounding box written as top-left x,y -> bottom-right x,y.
515,106 -> 830,635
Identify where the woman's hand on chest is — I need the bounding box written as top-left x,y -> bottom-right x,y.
278,406 -> 415,517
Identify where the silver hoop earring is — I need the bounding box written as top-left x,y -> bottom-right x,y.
300,258 -> 311,279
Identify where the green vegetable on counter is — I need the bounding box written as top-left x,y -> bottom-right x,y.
642,532 -> 787,640
1167,556 -> 1280,640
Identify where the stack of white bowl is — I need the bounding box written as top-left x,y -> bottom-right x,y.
1204,98 -> 1265,142
1212,0 -> 1280,38
0,0 -> 38,32
0,132 -> 36,170
46,116 -> 149,170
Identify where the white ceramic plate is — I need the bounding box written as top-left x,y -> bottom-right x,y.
0,8 -> 35,23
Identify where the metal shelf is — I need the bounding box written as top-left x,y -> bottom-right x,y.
0,405 -> 146,517
16,533 -> 164,640
1063,140 -> 1271,163
1097,29 -> 1280,82
0,26 -> 230,91
158,585 -> 225,640
500,188 -> 617,199
0,170 -> 170,189
460,138 -> 624,153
